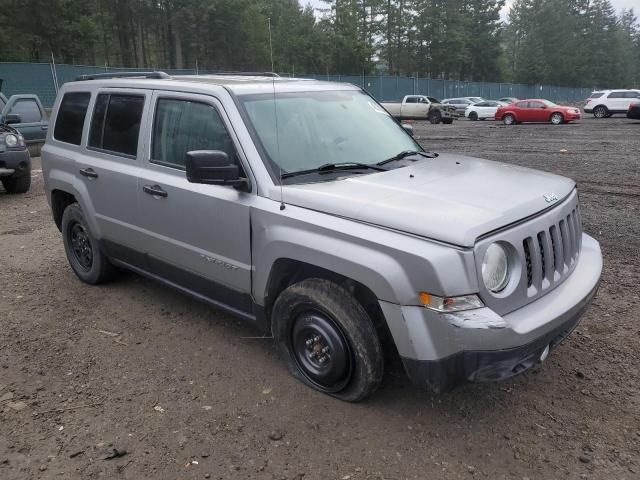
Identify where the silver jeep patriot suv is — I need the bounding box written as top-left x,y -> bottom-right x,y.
41,72 -> 602,401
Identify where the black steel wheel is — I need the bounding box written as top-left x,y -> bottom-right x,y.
290,310 -> 353,392
61,203 -> 116,284
69,222 -> 93,270
272,278 -> 384,402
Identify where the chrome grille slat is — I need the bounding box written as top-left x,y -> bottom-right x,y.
521,207 -> 582,295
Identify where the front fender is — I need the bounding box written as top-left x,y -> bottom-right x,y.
251,203 -> 478,307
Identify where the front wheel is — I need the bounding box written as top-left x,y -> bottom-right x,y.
1,165 -> 31,194
61,203 -> 116,284
428,110 -> 442,124
550,112 -> 564,125
271,278 -> 383,402
503,114 -> 515,125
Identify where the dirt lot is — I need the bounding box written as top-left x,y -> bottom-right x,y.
1,116 -> 639,480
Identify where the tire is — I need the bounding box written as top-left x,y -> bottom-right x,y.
428,110 -> 442,124
593,105 -> 608,119
1,166 -> 31,194
503,114 -> 515,125
442,118 -> 453,124
550,112 -> 564,125
271,278 -> 384,402
61,203 -> 116,284
468,111 -> 478,121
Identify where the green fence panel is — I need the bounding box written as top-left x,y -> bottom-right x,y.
0,62 -> 597,107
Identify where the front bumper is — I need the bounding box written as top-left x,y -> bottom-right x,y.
0,149 -> 31,177
381,233 -> 602,393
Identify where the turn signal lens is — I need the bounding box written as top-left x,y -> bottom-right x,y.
419,292 -> 484,312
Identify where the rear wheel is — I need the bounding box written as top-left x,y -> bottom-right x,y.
271,278 -> 383,402
503,114 -> 515,125
550,112 -> 564,125
61,203 -> 116,284
593,105 -> 608,118
1,165 -> 31,194
468,111 -> 478,121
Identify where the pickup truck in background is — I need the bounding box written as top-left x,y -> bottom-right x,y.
0,89 -> 49,147
381,95 -> 455,124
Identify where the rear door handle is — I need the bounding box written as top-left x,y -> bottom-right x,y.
79,167 -> 98,179
142,184 -> 168,198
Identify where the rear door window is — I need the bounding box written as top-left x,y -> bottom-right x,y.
516,101 -> 528,108
54,92 -> 91,145
608,91 -> 625,98
89,93 -> 144,157
11,99 -> 43,123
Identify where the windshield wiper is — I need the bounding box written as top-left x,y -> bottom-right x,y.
281,162 -> 387,179
377,150 -> 438,166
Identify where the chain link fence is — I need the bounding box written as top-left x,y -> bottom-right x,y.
0,62 -> 595,108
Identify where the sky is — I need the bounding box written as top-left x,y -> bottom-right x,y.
305,0 -> 639,20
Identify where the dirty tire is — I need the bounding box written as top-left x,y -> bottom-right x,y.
428,110 -> 442,124
550,112 -> 564,125
442,118 -> 454,124
271,278 -> 384,402
61,203 -> 116,285
1,167 -> 31,194
593,105 -> 608,118
503,114 -> 515,125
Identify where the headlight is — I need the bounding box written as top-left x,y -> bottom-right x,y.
482,243 -> 510,293
4,134 -> 18,147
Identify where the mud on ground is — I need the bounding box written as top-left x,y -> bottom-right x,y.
1,116 -> 639,479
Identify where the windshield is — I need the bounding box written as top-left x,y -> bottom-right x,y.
239,90 -> 420,179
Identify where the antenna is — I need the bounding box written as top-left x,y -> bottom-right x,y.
268,17 -> 285,211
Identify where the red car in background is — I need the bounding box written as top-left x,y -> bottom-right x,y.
627,101 -> 640,120
495,99 -> 581,125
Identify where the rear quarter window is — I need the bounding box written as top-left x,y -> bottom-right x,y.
589,92 -> 604,99
54,92 -> 91,146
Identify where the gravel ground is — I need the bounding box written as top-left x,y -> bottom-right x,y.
1,116 -> 639,480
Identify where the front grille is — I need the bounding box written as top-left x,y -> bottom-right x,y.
521,207 -> 582,293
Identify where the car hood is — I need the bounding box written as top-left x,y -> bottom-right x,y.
272,154 -> 576,247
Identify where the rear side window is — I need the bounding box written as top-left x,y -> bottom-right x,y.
11,99 -> 43,123
54,92 -> 91,145
608,91 -> 625,98
151,98 -> 236,169
89,93 -> 144,157
516,101 -> 528,108
589,92 -> 604,99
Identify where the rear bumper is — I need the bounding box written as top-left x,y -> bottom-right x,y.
627,107 -> 640,119
383,234 -> 602,393
0,149 -> 31,177
583,107 -> 593,114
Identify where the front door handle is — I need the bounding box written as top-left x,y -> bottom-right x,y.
79,167 -> 98,179
142,184 -> 168,198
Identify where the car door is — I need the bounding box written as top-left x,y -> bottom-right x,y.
606,91 -> 627,112
136,91 -> 253,313
0,94 -> 49,144
526,101 -> 547,122
402,96 -> 419,117
474,102 -> 489,118
76,89 -> 149,258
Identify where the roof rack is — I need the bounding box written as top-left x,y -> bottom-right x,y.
75,71 -> 171,81
201,72 -> 280,78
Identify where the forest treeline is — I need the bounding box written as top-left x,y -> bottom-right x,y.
0,0 -> 638,87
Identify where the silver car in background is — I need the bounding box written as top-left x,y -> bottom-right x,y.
41,73 -> 602,401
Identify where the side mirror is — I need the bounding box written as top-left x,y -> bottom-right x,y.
185,150 -> 246,187
401,123 -> 414,137
5,113 -> 21,124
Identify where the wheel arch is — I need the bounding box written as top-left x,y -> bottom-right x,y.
263,258 -> 399,358
51,189 -> 77,231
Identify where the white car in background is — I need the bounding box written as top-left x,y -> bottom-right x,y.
464,100 -> 508,121
584,89 -> 640,118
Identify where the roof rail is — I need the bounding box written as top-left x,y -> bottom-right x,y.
202,71 -> 280,78
75,71 -> 171,81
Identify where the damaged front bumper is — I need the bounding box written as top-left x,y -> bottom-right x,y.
381,234 -> 602,393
